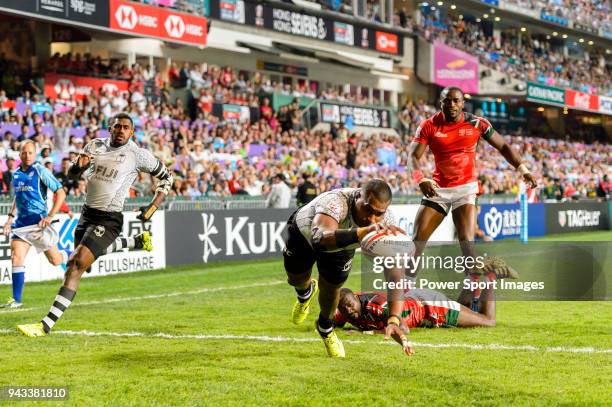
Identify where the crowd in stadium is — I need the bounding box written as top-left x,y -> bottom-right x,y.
505,0 -> 611,32
418,12 -> 611,96
0,72 -> 610,203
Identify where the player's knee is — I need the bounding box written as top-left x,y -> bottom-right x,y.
48,256 -> 63,267
66,255 -> 88,274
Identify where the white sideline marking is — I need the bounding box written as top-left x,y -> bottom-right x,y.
1,328 -> 609,354
0,280 -> 286,313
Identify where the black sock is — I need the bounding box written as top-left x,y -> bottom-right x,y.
41,286 -> 76,333
317,314 -> 334,338
295,281 -> 314,303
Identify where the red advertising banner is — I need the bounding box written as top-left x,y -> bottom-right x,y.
565,89 -> 599,112
110,0 -> 207,47
44,73 -> 129,101
375,31 -> 398,54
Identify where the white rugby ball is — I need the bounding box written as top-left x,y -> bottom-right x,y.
360,231 -> 415,258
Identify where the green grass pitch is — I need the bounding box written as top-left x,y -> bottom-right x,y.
1,232 -> 611,405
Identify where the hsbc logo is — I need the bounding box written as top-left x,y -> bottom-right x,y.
54,79 -> 75,99
115,5 -> 138,29
165,15 -> 185,38
375,32 -> 398,54
102,83 -> 119,94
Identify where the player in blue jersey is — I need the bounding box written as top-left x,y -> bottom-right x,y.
1,141 -> 68,309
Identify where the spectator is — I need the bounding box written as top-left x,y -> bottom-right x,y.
267,174 -> 292,208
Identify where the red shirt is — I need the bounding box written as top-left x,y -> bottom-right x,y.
414,112 -> 495,188
333,292 -> 425,330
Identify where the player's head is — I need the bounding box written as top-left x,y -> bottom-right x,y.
353,178 -> 392,226
338,288 -> 361,320
440,86 -> 464,122
110,112 -> 134,147
19,140 -> 37,167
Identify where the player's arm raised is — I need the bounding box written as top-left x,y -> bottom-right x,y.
409,141 -> 438,198
485,132 -> 537,189
68,152 -> 92,177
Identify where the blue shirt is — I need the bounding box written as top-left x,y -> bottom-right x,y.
12,163 -> 62,227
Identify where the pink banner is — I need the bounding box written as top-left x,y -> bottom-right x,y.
433,41 -> 479,94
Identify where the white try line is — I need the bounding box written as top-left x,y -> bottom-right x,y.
0,280 -> 287,313
0,328 -> 609,354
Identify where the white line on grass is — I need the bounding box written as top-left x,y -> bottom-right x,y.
1,328 -> 609,355
0,280 -> 287,313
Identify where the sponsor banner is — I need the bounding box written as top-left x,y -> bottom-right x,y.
222,104 -> 250,123
390,204 -> 455,241
0,212 -> 166,285
375,31 -> 398,54
432,41 -> 479,94
319,102 -> 391,128
165,209 -> 294,265
209,0 -> 402,55
540,11 -> 568,26
44,73 -> 129,101
600,96 -> 612,115
256,60 -> 308,77
479,203 -> 546,240
565,89 -> 599,112
110,0 -> 207,46
526,82 -> 565,107
1,0 -> 109,27
480,0 -> 498,5
546,202 -> 610,234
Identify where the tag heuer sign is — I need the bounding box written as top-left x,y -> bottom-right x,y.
527,82 -> 565,106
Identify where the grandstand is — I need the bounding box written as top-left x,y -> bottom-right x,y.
0,0 -> 610,404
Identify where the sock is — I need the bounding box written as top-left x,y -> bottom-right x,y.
295,280 -> 314,303
105,237 -> 135,254
317,313 -> 334,338
41,286 -> 76,333
12,266 -> 25,303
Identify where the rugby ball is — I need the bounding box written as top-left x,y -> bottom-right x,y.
360,231 -> 415,258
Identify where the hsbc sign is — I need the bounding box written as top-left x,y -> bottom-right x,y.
110,0 -> 207,46
115,4 -> 139,29
44,73 -> 129,101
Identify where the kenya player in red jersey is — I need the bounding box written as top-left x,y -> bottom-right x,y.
408,87 -> 537,306
334,287 -> 496,333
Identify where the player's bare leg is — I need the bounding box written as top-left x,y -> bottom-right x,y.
317,277 -> 341,321
63,245 -> 96,291
17,244 -> 96,336
452,204 -> 479,307
409,205 -> 445,276
44,246 -> 68,267
457,285 -> 496,327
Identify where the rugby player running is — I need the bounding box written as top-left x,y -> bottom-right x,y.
17,113 -> 174,337
408,87 -> 537,307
